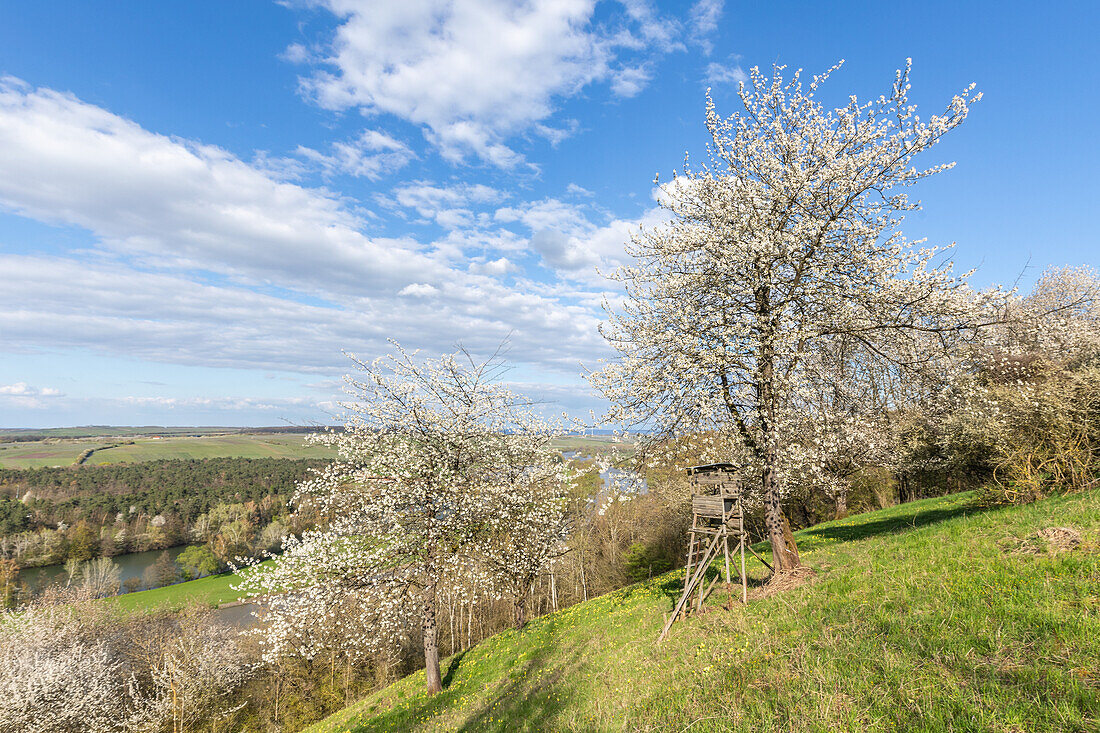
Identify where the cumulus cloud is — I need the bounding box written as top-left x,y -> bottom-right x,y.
495,197 -> 669,280
689,0 -> 724,53
295,0 -> 680,166
610,64 -> 653,98
0,253 -> 611,376
0,383 -> 61,397
0,77 -> 679,424
0,382 -> 63,410
0,77 -> 442,296
386,180 -> 505,229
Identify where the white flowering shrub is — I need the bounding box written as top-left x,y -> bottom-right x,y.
126,613 -> 249,733
930,267 -> 1100,504
0,594 -> 128,733
0,589 -> 251,733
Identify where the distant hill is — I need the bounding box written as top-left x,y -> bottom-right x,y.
0,425 -> 334,442
0,432 -> 335,469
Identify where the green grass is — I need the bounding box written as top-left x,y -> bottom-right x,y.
105,567 -> 255,614
0,433 -> 333,468
311,490 -> 1100,732
0,432 -> 615,469
84,434 -> 333,464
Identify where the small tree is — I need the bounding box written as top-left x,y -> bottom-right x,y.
594,61 -> 997,570
237,344 -> 565,694
143,551 -> 179,589
176,545 -> 221,580
81,557 -> 121,598
476,471 -> 569,628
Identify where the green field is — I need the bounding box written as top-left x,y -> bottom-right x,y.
108,569 -> 246,614
311,490 -> 1100,732
0,433 -> 334,469
106,559 -> 278,614
548,434 -> 626,453
0,430 -> 619,469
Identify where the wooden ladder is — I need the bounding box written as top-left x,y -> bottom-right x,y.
657,528 -> 723,642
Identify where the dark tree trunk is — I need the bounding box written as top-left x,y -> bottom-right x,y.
513,595 -> 526,629
423,580 -> 442,694
759,335 -> 801,572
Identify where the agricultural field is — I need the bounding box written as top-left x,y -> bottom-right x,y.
0,430 -> 619,469
0,432 -> 334,469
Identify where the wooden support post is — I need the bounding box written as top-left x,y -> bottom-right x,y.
739,501 -> 747,604
723,531 -> 731,585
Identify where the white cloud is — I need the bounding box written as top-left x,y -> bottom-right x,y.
398,282 -> 439,297
296,0 -> 678,166
496,197 -> 669,280
0,77 -> 655,423
0,77 -> 440,295
117,395 -> 315,411
0,383 -> 61,397
469,257 -> 519,276
704,60 -> 747,86
0,252 -> 611,378
610,65 -> 653,98
296,129 -> 416,180
0,382 -> 63,410
689,0 -> 724,53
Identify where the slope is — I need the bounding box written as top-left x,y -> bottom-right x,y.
312,490 -> 1100,732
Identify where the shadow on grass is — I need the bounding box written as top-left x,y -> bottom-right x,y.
349,619 -> 580,733
797,498 -> 983,550
652,495 -> 985,607
651,563 -> 771,608
455,633 -> 581,732
442,650 -> 468,688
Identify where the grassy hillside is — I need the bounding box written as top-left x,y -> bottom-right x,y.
0,433 -> 333,468
312,490 -> 1100,732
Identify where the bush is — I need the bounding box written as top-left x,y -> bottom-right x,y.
622,542 -> 672,583
961,361 -> 1100,506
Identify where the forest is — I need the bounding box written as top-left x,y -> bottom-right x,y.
0,458 -> 324,569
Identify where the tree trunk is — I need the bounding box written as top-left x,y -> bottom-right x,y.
759,330 -> 801,572
422,580 -> 442,694
513,594 -> 526,629
763,467 -> 799,571
834,490 -> 848,519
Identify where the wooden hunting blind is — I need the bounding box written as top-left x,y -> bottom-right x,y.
658,463 -> 772,641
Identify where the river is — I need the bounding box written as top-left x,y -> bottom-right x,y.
17,545 -> 191,591
563,450 -> 647,496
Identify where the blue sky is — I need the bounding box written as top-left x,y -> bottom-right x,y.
0,0 -> 1096,427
